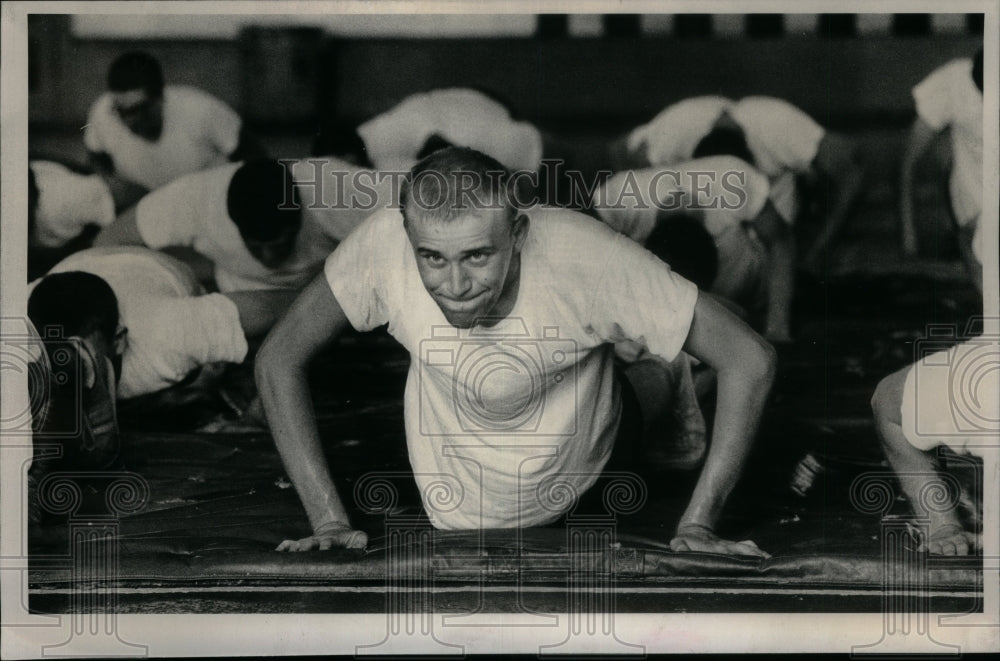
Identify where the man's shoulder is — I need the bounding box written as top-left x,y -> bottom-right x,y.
163,160 -> 240,194
166,84 -> 237,114
918,58 -> 973,91
141,161 -> 240,217
48,246 -> 172,283
936,58 -> 973,79
525,206 -> 622,250
343,207 -> 407,244
86,93 -> 116,127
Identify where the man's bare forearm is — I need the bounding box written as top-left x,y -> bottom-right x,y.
677,346 -> 775,529
677,297 -> 777,531
254,277 -> 357,534
255,346 -> 352,531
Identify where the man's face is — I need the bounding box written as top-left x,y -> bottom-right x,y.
111,88 -> 164,141
406,206 -> 528,329
243,226 -> 300,270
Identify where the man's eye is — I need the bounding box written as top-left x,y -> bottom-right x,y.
425,254 -> 446,267
467,252 -> 489,265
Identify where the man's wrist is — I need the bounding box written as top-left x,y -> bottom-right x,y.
315,519 -> 353,535
676,521 -> 715,535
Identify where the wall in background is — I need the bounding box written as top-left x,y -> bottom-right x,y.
29,15 -> 982,132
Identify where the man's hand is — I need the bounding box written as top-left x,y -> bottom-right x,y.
670,523 -> 771,559
920,524 -> 980,556
276,521 -> 368,552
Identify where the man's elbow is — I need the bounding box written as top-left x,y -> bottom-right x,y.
747,335 -> 778,390
254,336 -> 283,395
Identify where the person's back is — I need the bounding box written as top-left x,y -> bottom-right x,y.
97,157 -> 393,292
357,88 -> 543,173
37,246 -> 248,399
28,160 -> 116,248
626,96 -> 734,167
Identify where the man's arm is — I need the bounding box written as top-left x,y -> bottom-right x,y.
255,274 -> 367,551
803,132 -> 865,269
898,118 -> 940,256
92,206 -> 147,247
753,202 -> 796,343
222,289 -> 299,338
671,293 -> 776,557
228,126 -> 269,163
956,223 -> 983,296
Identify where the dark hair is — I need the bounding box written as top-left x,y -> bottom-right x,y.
646,214 -> 718,291
972,47 -> 983,93
401,146 -> 521,225
107,51 -> 164,97
28,272 -> 119,342
416,133 -> 455,161
226,160 -> 302,241
692,127 -> 756,167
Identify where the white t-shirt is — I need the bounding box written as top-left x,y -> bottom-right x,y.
594,156 -> 772,244
625,96 -> 733,167
728,96 -> 826,180
135,158 -> 391,291
84,85 -> 241,190
912,58 -> 983,227
626,96 -> 825,223
29,160 -> 115,248
357,88 -> 544,173
324,206 -> 698,529
37,247 -> 247,399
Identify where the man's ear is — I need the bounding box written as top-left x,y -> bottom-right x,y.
113,326 -> 128,357
71,337 -> 99,390
512,213 -> 530,252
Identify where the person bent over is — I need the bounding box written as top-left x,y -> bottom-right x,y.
871,337 -> 996,555
595,155 -> 794,343
26,246 -> 296,522
625,95 -> 864,271
84,50 -> 267,194
256,147 -> 776,556
94,158 -> 393,291
899,48 -> 983,292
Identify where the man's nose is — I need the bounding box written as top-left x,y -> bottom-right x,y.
447,264 -> 472,298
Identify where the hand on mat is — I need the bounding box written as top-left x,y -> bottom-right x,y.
276,521 -> 368,552
921,524 -> 980,556
670,523 -> 771,559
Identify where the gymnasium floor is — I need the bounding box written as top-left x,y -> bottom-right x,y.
26,127 -> 985,614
